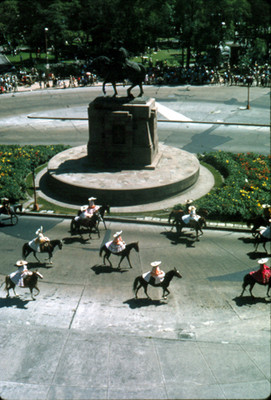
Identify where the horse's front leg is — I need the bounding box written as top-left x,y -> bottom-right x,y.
34,286 -> 40,297
139,83 -> 144,97
267,283 -> 271,297
30,288 -> 36,300
162,288 -> 170,299
127,84 -> 135,98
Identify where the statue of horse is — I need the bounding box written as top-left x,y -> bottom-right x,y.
22,239 -> 63,264
90,55 -> 145,97
99,241 -> 139,269
133,268 -> 182,300
3,271 -> 43,300
240,273 -> 271,298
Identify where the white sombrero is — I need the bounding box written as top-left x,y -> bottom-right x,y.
15,260 -> 28,267
188,205 -> 196,211
151,261 -> 161,267
35,226 -> 43,235
113,230 -> 122,238
258,258 -> 269,264
88,197 -> 97,202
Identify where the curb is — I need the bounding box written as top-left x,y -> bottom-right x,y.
17,211 -> 251,233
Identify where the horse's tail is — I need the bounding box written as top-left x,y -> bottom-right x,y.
99,245 -> 105,257
133,276 -> 140,293
22,243 -> 27,258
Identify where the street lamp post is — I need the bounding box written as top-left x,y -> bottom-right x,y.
44,27 -> 49,82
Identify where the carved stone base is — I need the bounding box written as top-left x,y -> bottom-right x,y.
87,96 -> 158,168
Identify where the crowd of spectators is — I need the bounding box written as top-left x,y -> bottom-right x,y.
1,61 -> 270,94
144,61 -> 271,87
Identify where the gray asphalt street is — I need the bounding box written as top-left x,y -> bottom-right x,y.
0,84 -> 270,399
0,216 -> 270,399
0,85 -> 269,154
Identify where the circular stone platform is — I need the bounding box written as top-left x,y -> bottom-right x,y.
45,144 -> 200,207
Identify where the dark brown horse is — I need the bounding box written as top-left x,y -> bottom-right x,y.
4,271 -> 43,300
22,239 -> 63,264
133,268 -> 182,300
99,242 -> 139,269
246,216 -> 269,236
240,273 -> 271,298
168,208 -> 208,240
254,231 -> 271,253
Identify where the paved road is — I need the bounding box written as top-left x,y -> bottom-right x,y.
0,215 -> 270,399
0,85 -> 269,154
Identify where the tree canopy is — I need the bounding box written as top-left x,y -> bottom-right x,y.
0,0 -> 270,65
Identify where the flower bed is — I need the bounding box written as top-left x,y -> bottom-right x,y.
0,145 -> 69,202
194,151 -> 271,221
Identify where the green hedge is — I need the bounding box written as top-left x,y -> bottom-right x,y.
0,145 -> 69,202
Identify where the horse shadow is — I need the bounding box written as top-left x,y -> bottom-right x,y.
91,264 -> 128,275
62,236 -> 89,245
124,297 -> 167,309
27,261 -> 52,269
0,296 -> 31,309
246,251 -> 269,260
161,231 -> 196,247
232,296 -> 271,307
238,236 -> 255,245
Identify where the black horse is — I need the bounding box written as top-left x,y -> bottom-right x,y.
4,271 -> 43,300
175,217 -> 207,241
99,242 -> 139,269
133,268 -> 182,300
22,239 -> 63,264
254,231 -> 271,253
90,56 -> 145,97
247,215 -> 269,236
240,273 -> 271,298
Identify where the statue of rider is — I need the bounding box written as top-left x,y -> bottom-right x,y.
110,41 -> 129,73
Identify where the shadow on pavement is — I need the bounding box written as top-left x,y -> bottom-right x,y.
63,236 -> 89,245
91,264 -> 128,275
232,296 -> 271,306
124,297 -> 166,309
161,231 -> 196,247
0,296 -> 31,309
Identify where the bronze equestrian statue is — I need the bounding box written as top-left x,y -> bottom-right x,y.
90,47 -> 146,98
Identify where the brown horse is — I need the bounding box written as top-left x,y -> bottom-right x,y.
99,242 -> 139,269
254,231 -> 271,253
22,239 -> 63,264
133,268 -> 182,300
3,271 -> 43,300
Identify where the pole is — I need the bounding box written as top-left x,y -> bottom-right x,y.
247,83 -> 250,110
31,163 -> 39,211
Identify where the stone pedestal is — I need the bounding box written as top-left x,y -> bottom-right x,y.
87,96 -> 158,168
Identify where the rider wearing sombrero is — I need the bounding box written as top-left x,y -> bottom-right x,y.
9,260 -> 32,287
76,197 -> 100,221
249,258 -> 271,284
143,261 -> 165,285
182,205 -> 200,224
105,230 -> 126,254
28,226 -> 50,252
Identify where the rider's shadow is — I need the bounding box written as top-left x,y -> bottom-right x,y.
91,264 -> 128,275
232,296 -> 271,306
0,297 -> 30,309
161,231 -> 196,247
124,298 -> 167,309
